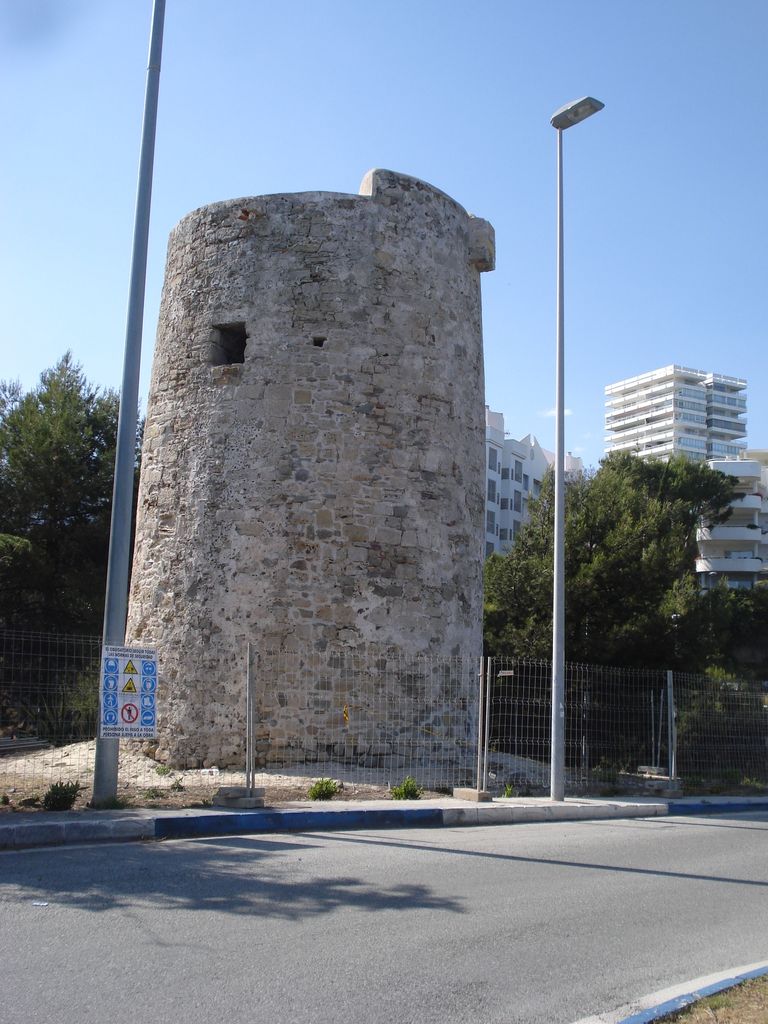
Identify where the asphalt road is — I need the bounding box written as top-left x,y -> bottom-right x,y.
1,812 -> 766,1024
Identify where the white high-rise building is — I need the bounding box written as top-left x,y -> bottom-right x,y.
604,365 -> 747,462
485,408 -> 583,557
696,451 -> 768,590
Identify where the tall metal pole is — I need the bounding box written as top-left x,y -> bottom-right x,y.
548,96 -> 604,803
551,127 -> 566,801
92,0 -> 166,806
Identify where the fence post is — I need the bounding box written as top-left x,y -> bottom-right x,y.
666,670 -> 677,778
483,657 -> 492,792
476,657 -> 485,792
245,642 -> 253,794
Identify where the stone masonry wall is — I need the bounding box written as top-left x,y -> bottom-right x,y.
127,169 -> 494,768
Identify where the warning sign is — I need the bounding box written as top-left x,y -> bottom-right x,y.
99,645 -> 158,739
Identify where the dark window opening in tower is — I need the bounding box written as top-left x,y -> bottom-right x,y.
210,323 -> 247,365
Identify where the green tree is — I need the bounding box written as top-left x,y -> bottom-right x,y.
484,453 -> 736,670
0,354 -> 136,633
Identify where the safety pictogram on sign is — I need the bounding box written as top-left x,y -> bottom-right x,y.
121,703 -> 139,724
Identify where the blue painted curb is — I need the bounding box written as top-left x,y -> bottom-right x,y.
616,964 -> 768,1023
668,799 -> 768,816
154,806 -> 445,839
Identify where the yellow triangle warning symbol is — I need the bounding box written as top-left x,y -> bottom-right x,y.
122,678 -> 137,693
123,659 -> 138,675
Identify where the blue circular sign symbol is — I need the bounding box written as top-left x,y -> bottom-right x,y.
104,658 -> 119,674
141,676 -> 157,693
103,709 -> 118,725
103,675 -> 118,691
103,692 -> 118,709
140,710 -> 156,726
142,661 -> 156,676
141,693 -> 155,709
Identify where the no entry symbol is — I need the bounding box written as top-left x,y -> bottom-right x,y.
121,703 -> 139,724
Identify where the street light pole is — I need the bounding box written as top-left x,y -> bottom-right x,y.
549,96 -> 603,802
92,0 -> 166,806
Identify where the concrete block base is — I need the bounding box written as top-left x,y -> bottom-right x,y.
452,787 -> 492,802
212,786 -> 266,809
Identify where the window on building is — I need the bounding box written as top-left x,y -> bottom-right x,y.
486,510 -> 495,532
514,460 -> 523,483
485,541 -> 495,557
501,467 -> 510,480
488,447 -> 498,471
210,322 -> 247,365
513,490 -> 522,513
533,479 -> 541,497
499,528 -> 509,541
500,497 -> 509,510
487,480 -> 496,503
523,473 -> 529,492
512,520 -> 521,537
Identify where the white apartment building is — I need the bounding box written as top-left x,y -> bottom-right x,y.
485,408 -> 583,557
697,450 -> 768,590
604,365 -> 747,462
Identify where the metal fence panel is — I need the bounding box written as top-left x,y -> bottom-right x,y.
673,671 -> 767,783
252,648 -> 480,791
2,628 -> 765,800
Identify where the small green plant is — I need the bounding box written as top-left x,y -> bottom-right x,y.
1,793 -> 10,806
592,759 -> 620,785
740,776 -> 767,791
391,776 -> 423,800
142,786 -> 164,800
155,764 -> 172,776
90,796 -> 131,810
502,782 -> 517,798
169,778 -> 185,792
307,778 -> 339,800
42,780 -> 82,811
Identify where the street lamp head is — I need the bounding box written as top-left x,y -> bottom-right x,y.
550,96 -> 604,130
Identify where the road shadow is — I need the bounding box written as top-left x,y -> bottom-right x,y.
0,833 -> 466,920
313,820 -> 768,890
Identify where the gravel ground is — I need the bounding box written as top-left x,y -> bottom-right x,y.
0,739 -> 416,811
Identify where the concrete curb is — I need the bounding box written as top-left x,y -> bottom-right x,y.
667,797 -> 768,815
155,805 -> 445,839
1,795 -> 766,851
571,960 -> 768,1024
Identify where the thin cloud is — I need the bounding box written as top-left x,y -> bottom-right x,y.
539,407 -> 573,418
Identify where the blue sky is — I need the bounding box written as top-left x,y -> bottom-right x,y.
1,0 -> 765,470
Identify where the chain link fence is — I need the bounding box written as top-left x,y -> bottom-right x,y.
1,628 -> 765,800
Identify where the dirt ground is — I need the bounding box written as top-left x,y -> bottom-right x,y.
0,739 -> 437,812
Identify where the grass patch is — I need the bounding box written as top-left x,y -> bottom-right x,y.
656,974 -> 768,1022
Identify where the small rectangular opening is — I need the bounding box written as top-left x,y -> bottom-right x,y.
210,323 -> 247,365
312,336 -> 326,348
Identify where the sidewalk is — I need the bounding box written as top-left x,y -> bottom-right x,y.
2,794 -> 768,851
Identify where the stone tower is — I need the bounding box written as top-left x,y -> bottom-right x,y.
127,169 -> 494,767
